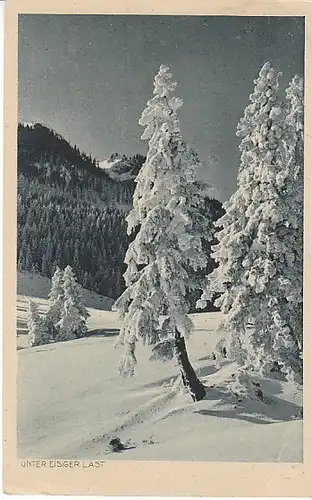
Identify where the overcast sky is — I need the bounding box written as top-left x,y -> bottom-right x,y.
18,15 -> 304,200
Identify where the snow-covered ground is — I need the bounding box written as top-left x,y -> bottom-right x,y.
17,272 -> 114,349
17,275 -> 303,462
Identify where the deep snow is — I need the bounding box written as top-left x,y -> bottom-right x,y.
17,272 -> 114,349
17,275 -> 303,462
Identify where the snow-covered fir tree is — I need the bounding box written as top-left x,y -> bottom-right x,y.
113,65 -> 215,401
45,266 -> 64,339
27,300 -> 49,347
56,265 -> 89,341
198,62 -> 303,390
280,75 -> 304,358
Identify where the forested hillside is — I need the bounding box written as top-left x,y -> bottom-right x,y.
17,122 -> 223,302
17,123 -> 144,298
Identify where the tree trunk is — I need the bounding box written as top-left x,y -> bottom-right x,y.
174,329 -> 206,402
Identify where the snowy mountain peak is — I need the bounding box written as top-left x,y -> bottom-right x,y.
99,153 -> 144,182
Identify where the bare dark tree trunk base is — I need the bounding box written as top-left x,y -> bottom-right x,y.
174,329 -> 206,402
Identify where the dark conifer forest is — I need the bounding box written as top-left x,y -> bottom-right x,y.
17,122 -> 223,303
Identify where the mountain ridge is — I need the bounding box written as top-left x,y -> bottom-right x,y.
17,121 -> 224,308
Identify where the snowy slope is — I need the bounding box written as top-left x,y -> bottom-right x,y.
17,310 -> 303,462
17,271 -> 114,309
17,272 -> 115,349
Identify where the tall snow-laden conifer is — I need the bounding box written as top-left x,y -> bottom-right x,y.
113,65 -> 213,401
56,265 -> 89,341
27,301 -> 49,347
199,62 -> 303,388
281,75 -> 304,359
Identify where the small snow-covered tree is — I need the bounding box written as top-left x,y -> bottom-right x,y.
27,301 -> 49,347
56,265 -> 89,341
57,297 -> 86,341
113,65 -> 214,401
198,62 -> 303,389
46,266 -> 64,332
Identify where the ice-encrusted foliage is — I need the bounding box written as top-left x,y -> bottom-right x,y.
199,63 -> 303,384
113,65 -> 214,376
56,265 -> 89,341
46,267 -> 64,328
27,300 -> 49,347
276,75 -> 304,362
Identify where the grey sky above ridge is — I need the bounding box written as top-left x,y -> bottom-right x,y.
18,15 -> 304,201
